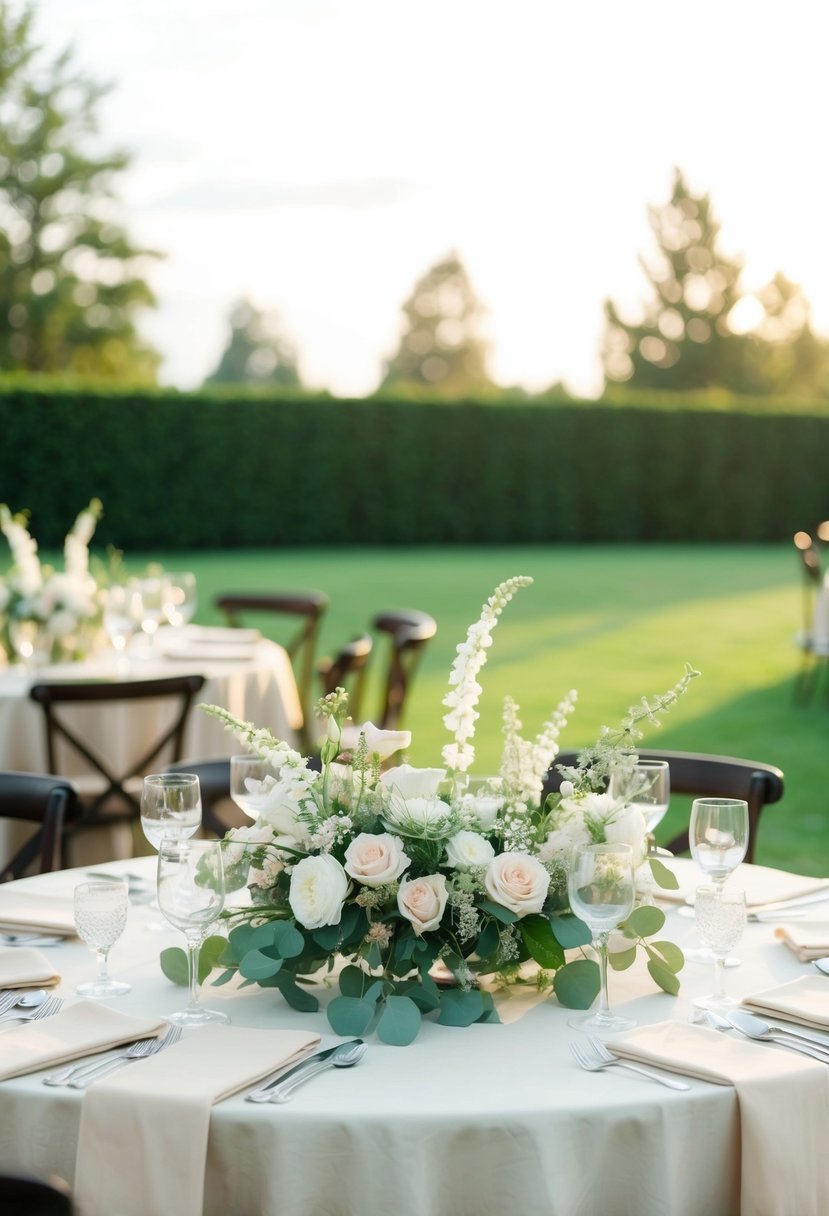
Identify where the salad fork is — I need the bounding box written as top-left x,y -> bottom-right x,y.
0,994 -> 63,1025
569,1037 -> 690,1090
66,1022 -> 184,1088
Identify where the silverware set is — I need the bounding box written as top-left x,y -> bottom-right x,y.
569,1036 -> 690,1090
43,1022 -> 183,1087
700,1008 -> 829,1062
246,1039 -> 367,1104
0,993 -> 63,1025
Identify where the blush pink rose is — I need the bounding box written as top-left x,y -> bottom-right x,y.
484,852 -> 550,917
397,873 -> 448,935
343,832 -> 410,887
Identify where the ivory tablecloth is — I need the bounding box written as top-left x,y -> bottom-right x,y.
0,858 -> 825,1216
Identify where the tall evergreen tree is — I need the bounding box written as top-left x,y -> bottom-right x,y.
379,251 -> 492,396
0,3 -> 160,380
204,299 -> 302,388
602,168 -> 747,392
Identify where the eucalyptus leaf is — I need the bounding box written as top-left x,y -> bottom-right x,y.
377,995 -> 422,1046
160,946 -> 215,986
200,934 -> 231,970
646,940 -> 685,973
552,958 -> 600,1009
520,915 -> 566,969
647,957 -> 681,995
327,995 -> 378,1037
478,899 -> 519,925
608,946 -> 637,971
239,949 -> 284,981
273,972 -> 320,1013
474,920 -> 500,961
339,964 -> 370,998
270,921 -> 305,959
551,914 -> 593,949
436,988 -> 486,1027
622,904 -> 666,939
398,979 -> 441,1013
650,857 -> 679,890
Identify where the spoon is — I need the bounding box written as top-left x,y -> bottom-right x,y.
268,1041 -> 367,1103
0,934 -> 64,948
726,1010 -> 829,1059
813,958 -> 829,976
0,988 -> 49,1014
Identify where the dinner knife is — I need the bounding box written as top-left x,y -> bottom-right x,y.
245,1039 -> 362,1103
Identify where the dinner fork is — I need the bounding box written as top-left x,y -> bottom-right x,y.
0,994 -> 63,1025
64,1022 -> 184,1088
569,1037 -> 690,1090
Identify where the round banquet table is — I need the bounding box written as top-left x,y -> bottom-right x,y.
0,858 -> 824,1216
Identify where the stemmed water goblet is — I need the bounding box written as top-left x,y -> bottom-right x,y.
74,880 -> 131,998
687,797 -> 749,964
156,838 -> 228,1027
102,584 -> 142,672
567,842 -> 636,1034
693,885 -> 746,1010
128,576 -> 170,653
162,571 -> 197,629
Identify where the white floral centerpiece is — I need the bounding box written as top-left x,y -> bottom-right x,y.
0,499 -> 104,664
189,576 -> 698,1046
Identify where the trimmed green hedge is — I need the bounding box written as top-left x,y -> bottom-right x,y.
2,384 -> 828,547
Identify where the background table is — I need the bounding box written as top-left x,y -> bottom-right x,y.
0,634 -> 303,869
0,858 -> 822,1216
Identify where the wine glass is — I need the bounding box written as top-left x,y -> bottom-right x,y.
141,773 -> 202,931
129,576 -> 169,651
74,880 -> 131,998
9,618 -> 51,672
609,759 -> 670,905
162,571 -> 197,628
141,772 -> 202,850
156,838 -> 228,1027
687,797 -> 748,964
102,584 -> 142,671
567,842 -> 636,1034
693,885 -> 746,1010
230,754 -> 277,819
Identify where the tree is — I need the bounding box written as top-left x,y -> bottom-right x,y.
203,299 -> 302,388
0,3 -> 160,380
379,251 -> 493,396
602,169 -> 747,392
739,273 -> 829,398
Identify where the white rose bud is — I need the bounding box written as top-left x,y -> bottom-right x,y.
397,873 -> 449,935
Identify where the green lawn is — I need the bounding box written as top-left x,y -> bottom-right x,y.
120,545 -> 827,875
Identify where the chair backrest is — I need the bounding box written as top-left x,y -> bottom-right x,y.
0,1172 -> 73,1216
0,772 -> 80,882
214,591 -> 329,731
317,634 -> 373,722
543,748 -> 784,864
371,610 -> 437,731
28,675 -> 206,822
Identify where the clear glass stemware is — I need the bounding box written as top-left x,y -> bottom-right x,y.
567,842 -> 636,1034
687,797 -> 749,965
693,885 -> 746,1010
157,838 -> 228,1027
74,880 -> 131,998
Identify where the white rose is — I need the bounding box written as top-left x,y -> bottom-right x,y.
444,830 -> 495,869
382,795 -> 454,838
603,805 -> 647,863
344,832 -> 410,887
538,825 -> 590,864
358,723 -> 412,760
397,873 -> 448,935
462,793 -> 503,832
288,853 -> 349,929
379,764 -> 446,799
485,851 -> 550,917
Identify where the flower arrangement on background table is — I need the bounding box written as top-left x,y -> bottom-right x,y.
0,499 -> 104,665
182,576 -> 698,1045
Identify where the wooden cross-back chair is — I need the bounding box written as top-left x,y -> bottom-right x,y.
371,609 -> 437,731
317,633 -> 374,723
542,749 -> 784,864
28,675 -> 206,849
214,591 -> 329,741
0,772 -> 80,883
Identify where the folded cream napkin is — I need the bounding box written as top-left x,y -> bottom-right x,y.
0,1001 -> 165,1081
774,921 -> 829,962
0,945 -> 60,988
658,858 -> 829,910
608,1020 -> 829,1216
74,1024 -> 321,1216
742,975 -> 829,1030
0,890 -> 76,936
163,643 -> 259,662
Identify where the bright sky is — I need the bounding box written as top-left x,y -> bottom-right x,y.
33,0 -> 829,396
